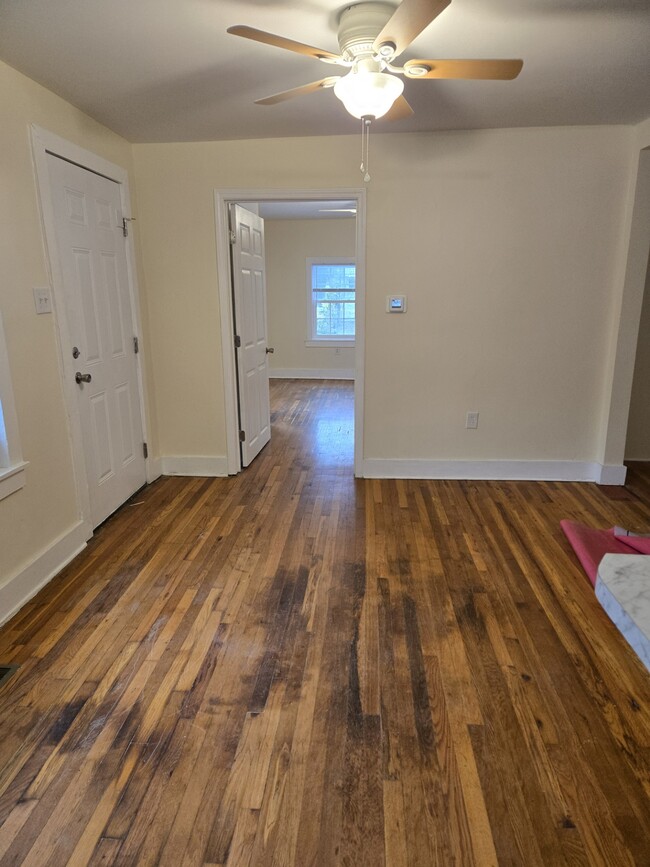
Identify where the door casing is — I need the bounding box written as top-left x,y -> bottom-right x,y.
214,188 -> 367,476
31,125 -> 152,540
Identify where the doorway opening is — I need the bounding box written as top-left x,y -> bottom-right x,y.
214,189 -> 366,477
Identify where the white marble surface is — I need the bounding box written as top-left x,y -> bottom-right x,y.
596,554 -> 650,672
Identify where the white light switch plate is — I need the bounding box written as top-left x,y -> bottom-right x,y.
33,287 -> 52,314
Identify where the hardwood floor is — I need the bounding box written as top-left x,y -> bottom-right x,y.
0,378 -> 649,866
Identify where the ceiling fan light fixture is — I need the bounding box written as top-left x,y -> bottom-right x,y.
334,70 -> 404,119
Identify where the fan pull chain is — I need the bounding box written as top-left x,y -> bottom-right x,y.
360,116 -> 372,183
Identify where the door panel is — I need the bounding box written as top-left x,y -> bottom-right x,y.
231,205 -> 271,467
47,154 -> 146,527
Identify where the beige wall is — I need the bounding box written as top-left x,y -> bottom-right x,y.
0,51 -> 647,605
133,136 -> 363,459
134,125 -> 635,465
265,218 -> 356,375
625,254 -> 650,459
0,60 -> 148,590
0,55 -> 645,614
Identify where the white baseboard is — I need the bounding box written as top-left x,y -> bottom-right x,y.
269,368 -> 354,380
360,459 -> 626,484
160,455 -> 228,477
596,464 -> 628,485
0,521 -> 89,627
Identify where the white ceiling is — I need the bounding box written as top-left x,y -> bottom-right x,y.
0,0 -> 648,143
258,200 -> 356,219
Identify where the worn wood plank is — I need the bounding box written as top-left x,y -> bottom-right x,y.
0,380 -> 648,866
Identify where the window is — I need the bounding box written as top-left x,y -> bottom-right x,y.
307,258 -> 356,346
0,312 -> 27,501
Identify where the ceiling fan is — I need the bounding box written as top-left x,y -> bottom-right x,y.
227,0 -> 523,124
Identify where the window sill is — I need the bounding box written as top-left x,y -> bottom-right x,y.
0,461 -> 28,502
305,340 -> 355,349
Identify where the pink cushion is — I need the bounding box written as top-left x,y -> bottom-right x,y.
560,520 -> 634,587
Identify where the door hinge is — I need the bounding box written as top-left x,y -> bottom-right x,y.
234,335 -> 241,348
239,430 -> 246,443
143,442 -> 148,459
133,336 -> 139,354
229,229 -> 237,245
121,216 -> 136,238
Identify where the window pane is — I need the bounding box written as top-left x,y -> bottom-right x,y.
315,290 -> 355,301
311,262 -> 356,339
330,303 -> 343,332
312,264 -> 355,290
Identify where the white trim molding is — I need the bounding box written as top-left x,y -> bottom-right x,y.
596,464 -> 627,485
160,455 -> 228,477
361,459 -> 626,483
0,461 -> 29,501
0,310 -> 28,501
0,521 -> 88,627
269,368 -> 355,380
305,340 -> 355,349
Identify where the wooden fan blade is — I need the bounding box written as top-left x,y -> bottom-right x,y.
227,25 -> 342,63
373,0 -> 451,59
254,77 -> 341,105
382,94 -> 415,121
404,58 -> 523,80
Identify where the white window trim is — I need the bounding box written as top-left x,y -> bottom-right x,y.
306,257 -> 356,347
0,311 -> 28,500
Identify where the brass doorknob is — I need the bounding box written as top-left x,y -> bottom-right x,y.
75,372 -> 92,384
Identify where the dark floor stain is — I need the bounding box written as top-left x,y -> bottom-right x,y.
403,594 -> 436,760
48,698 -> 87,744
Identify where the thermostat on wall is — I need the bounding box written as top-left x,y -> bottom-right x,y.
387,295 -> 407,313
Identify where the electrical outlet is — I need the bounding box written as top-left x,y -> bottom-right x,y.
466,411 -> 479,429
33,287 -> 52,314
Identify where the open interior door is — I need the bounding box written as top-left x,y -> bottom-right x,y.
230,204 -> 271,467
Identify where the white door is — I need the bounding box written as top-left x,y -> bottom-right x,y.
231,205 -> 271,467
47,154 -> 146,527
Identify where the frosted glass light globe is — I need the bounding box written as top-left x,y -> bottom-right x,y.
334,71 -> 404,119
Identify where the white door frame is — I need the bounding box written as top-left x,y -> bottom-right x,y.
31,125 -> 152,539
214,188 -> 366,476
599,145 -> 650,477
